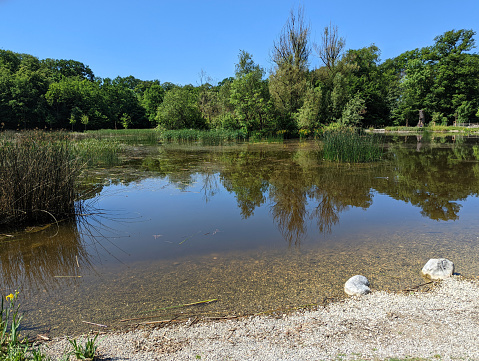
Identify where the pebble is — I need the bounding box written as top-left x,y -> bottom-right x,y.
44,277 -> 479,361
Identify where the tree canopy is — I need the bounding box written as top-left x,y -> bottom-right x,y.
1,18 -> 478,133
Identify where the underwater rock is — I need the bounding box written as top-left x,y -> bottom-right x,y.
421,258 -> 454,280
344,275 -> 371,296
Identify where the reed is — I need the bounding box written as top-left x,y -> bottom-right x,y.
0,131 -> 82,226
322,129 -> 384,163
159,129 -> 247,145
72,138 -> 121,167
86,128 -> 161,145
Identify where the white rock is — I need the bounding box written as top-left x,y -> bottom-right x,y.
421,258 -> 454,280
344,275 -> 371,296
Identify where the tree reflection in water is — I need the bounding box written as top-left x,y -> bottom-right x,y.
0,220 -> 90,293
138,138 -> 479,245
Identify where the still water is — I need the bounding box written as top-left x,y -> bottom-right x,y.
2,136 -> 479,336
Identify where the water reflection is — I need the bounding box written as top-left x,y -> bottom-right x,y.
5,137 -> 479,337
4,137 -> 478,294
129,140 -> 479,245
0,221 -> 90,293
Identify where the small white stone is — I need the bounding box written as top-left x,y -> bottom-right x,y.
421,258 -> 454,280
344,275 -> 371,296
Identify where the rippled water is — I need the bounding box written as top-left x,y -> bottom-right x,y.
2,135 -> 479,336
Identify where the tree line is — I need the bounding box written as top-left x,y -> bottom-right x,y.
1,8 -> 478,134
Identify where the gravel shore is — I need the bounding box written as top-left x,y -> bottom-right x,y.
44,276 -> 479,360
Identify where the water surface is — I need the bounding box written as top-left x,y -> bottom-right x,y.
2,136 -> 479,336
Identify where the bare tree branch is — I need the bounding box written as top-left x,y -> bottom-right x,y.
314,22 -> 345,71
272,5 -> 311,70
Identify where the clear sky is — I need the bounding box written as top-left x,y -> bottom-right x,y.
1,0 -> 478,85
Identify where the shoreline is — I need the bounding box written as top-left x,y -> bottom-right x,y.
43,276 -> 479,361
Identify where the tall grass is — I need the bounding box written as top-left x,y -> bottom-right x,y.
159,129 -> 247,145
0,131 -> 82,226
322,129 -> 384,163
85,128 -> 161,145
72,138 -> 121,167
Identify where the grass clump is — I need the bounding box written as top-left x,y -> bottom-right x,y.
322,129 -> 384,163
68,334 -> 99,360
72,138 -> 121,167
159,129 -> 246,145
0,131 -> 82,226
384,126 -> 421,132
85,128 -> 161,145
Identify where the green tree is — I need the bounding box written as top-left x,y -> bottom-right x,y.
41,58 -> 95,81
456,101 -> 473,124
339,94 -> 366,126
229,51 -> 273,133
141,83 -> 165,124
80,114 -> 89,131
155,86 -> 205,129
391,29 -> 479,125
295,86 -> 322,130
121,113 -> 132,129
343,45 -> 390,127
269,6 -> 311,131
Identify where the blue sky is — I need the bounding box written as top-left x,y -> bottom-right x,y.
1,0 -> 478,85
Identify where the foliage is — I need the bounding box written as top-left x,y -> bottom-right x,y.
295,86 -> 322,130
1,25 -> 479,134
269,6 -> 311,131
392,29 -> 479,125
230,51 -> 274,133
68,334 -> 99,360
431,112 -> 448,126
155,86 -> 205,130
322,129 -> 384,162
339,94 -> 366,126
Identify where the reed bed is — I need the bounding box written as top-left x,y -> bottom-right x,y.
85,128 -> 161,145
0,131 -> 82,225
72,138 -> 121,167
322,129 -> 384,163
159,129 -> 247,145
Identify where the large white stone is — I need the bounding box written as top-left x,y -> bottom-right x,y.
344,275 -> 371,296
421,258 -> 454,280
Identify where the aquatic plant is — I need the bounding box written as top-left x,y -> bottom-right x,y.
85,128 -> 161,145
321,129 -> 384,163
72,138 -> 121,167
159,129 -> 246,145
0,131 -> 82,225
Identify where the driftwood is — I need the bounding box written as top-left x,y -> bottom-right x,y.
139,316 -> 178,325
401,281 -> 434,292
81,320 -> 108,328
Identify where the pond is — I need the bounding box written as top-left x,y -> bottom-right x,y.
2,135 -> 479,337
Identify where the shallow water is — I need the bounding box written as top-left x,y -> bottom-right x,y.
2,136 -> 479,336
